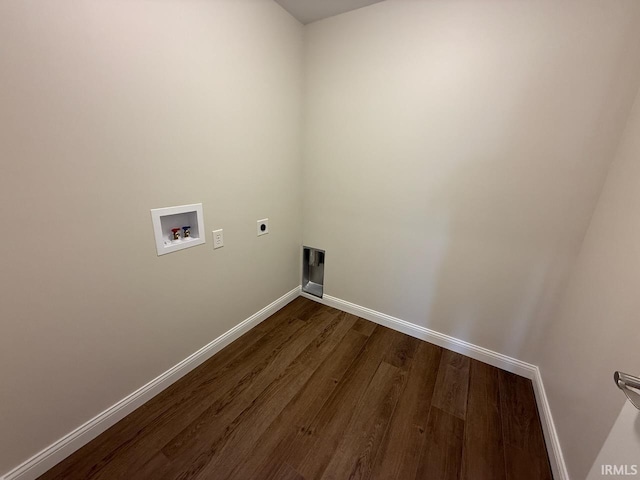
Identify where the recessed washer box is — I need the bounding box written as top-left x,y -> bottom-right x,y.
151,203 -> 205,256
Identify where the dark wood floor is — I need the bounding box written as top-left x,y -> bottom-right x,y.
38,297 -> 553,480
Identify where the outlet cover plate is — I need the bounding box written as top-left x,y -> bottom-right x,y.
213,229 -> 224,249
257,218 -> 269,236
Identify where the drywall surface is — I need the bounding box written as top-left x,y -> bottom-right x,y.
586,402 -> 640,480
301,0 -> 640,364
0,0 -> 303,473
539,86 -> 640,479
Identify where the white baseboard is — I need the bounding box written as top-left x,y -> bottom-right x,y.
2,286 -> 301,480
301,291 -> 569,480
532,366 -> 570,480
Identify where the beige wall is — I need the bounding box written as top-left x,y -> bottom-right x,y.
301,0 -> 640,365
540,85 -> 640,479
0,0 -> 303,473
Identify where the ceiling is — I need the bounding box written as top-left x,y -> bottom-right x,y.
274,0 -> 386,25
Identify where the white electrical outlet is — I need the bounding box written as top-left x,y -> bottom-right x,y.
257,218 -> 269,236
213,229 -> 224,249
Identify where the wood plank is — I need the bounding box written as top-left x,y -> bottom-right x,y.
148,308 -> 346,479
499,370 -> 552,480
370,341 -> 442,480
383,333 -> 418,369
287,327 -> 406,479
318,361 -> 403,480
137,452 -> 171,478
415,407 -> 464,480
431,349 -> 470,420
263,296 -> 311,326
189,363 -> 315,480
351,317 -> 377,337
291,298 -> 327,321
297,311 -> 361,369
272,463 -> 305,480
158,308 -> 334,462
226,326 -> 368,480
461,360 -> 506,480
184,311 -> 361,480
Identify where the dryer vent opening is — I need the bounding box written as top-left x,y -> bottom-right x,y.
302,246 -> 325,298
